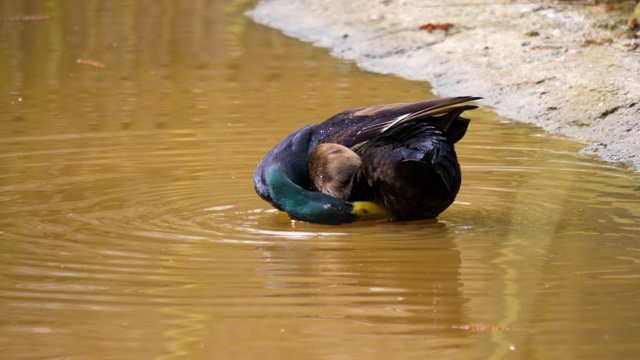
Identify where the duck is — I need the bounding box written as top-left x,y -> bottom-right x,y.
254,96 -> 480,225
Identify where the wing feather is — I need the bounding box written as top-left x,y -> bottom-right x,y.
333,96 -> 481,146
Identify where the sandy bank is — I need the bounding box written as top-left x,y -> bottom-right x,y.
247,1 -> 639,173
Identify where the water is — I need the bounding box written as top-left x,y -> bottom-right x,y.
1,1 -> 639,359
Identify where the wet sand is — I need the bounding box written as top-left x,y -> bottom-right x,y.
248,1 -> 640,173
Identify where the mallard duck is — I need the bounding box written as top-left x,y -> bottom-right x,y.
254,96 -> 480,225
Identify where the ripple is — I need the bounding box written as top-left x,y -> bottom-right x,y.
1,124 -> 638,258
2,63 -> 640,360
3,66 -> 640,360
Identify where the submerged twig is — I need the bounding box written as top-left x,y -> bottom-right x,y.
2,15 -> 51,21
76,58 -> 106,68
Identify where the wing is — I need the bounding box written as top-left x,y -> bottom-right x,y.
315,96 -> 481,147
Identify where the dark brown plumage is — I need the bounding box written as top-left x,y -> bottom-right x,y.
254,96 -> 480,224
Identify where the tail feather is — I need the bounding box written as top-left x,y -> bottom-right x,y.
428,106 -> 475,144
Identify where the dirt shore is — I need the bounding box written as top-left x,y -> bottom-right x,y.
247,1 -> 639,173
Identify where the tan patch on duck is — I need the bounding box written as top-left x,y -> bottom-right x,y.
308,143 -> 362,200
352,103 -> 405,116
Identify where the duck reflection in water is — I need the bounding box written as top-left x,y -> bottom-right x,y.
253,225 -> 466,343
254,97 -> 480,225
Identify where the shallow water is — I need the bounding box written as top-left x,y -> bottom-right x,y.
1,1 -> 639,359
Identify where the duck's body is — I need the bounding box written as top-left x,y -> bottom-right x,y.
254,96 -> 480,225
350,120 -> 461,221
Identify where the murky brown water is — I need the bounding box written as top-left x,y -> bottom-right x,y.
1,1 -> 639,359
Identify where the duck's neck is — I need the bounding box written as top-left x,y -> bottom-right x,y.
255,124 -> 358,225
266,166 -> 357,225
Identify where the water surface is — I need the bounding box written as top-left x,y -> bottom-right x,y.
1,1 -> 639,359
